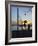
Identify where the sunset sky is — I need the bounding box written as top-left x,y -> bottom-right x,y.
10,6 -> 32,22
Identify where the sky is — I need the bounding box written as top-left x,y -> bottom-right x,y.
10,6 -> 32,22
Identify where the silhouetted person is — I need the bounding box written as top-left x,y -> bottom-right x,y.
24,20 -> 27,30
28,24 -> 30,30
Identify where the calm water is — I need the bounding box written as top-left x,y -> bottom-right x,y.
10,26 -> 32,31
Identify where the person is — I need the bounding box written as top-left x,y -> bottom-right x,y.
28,24 -> 30,30
23,20 -> 27,30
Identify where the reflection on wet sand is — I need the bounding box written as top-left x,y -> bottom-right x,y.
10,20 -> 32,31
